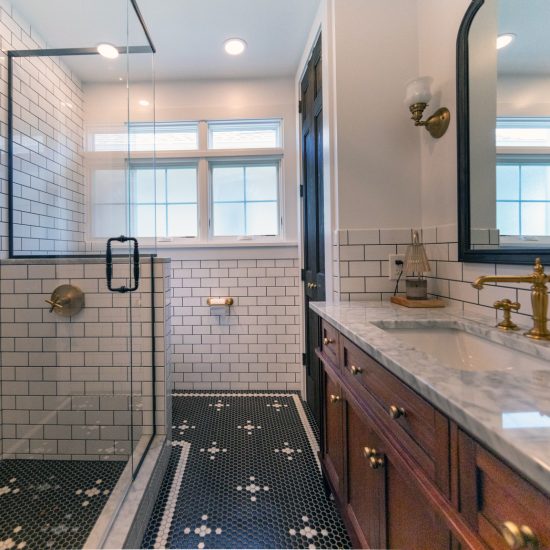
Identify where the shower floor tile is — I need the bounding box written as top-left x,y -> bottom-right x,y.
141,392 -> 351,549
0,459 -> 125,550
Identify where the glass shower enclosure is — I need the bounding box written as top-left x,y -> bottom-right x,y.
0,0 -> 161,547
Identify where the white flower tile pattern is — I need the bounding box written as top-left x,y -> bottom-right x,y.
0,460 -> 124,550
141,391 -> 351,549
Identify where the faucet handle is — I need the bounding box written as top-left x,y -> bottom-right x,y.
494,299 -> 520,331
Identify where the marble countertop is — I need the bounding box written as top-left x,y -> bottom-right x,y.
310,301 -> 550,495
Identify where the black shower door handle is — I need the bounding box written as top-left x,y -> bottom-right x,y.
106,235 -> 140,293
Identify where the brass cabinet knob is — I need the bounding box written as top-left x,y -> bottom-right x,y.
500,521 -> 539,550
329,394 -> 341,404
323,337 -> 335,346
362,446 -> 376,458
389,405 -> 406,419
351,365 -> 362,375
369,455 -> 385,469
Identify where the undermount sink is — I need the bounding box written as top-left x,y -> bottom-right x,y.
382,326 -> 546,372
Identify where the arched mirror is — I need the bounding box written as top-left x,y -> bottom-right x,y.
457,0 -> 550,263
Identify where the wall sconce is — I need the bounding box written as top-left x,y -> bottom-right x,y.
405,76 -> 450,139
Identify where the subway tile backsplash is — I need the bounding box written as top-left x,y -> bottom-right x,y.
335,225 -> 537,325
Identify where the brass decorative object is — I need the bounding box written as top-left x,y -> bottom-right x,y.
405,76 -> 450,139
500,521 -> 539,550
206,297 -> 234,306
45,284 -> 84,317
350,365 -> 362,375
409,103 -> 451,139
329,394 -> 341,404
494,299 -> 521,331
473,258 -> 550,341
389,405 -> 406,420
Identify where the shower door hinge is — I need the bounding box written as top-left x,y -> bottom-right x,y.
302,352 -> 307,366
299,184 -> 304,198
301,269 -> 306,282
298,100 -> 302,114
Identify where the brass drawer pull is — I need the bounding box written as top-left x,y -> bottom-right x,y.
500,521 -> 539,550
369,455 -> 385,469
323,337 -> 335,346
329,394 -> 341,404
389,405 -> 405,419
351,365 -> 362,375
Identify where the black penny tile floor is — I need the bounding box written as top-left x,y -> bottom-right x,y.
141,392 -> 351,549
0,459 -> 125,550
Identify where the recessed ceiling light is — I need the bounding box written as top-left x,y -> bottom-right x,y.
224,38 -> 247,56
139,99 -> 150,107
497,33 -> 516,50
97,43 -> 119,59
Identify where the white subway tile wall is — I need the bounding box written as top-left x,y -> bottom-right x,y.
170,258 -> 301,391
335,225 -> 536,324
0,4 -> 86,255
0,258 -> 172,460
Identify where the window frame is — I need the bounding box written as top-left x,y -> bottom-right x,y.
86,118 -> 286,246
208,157 -> 283,242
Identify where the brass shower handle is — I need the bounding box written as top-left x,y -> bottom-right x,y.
45,299 -> 63,313
45,285 -> 85,317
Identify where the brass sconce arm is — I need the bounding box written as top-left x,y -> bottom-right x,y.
409,102 -> 451,139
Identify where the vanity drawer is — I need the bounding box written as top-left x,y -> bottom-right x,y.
460,435 -> 550,550
341,336 -> 438,466
321,320 -> 340,368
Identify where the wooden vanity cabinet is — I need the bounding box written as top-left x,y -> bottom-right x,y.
323,365 -> 344,495
345,402 -> 450,549
458,429 -> 550,550
317,319 -> 550,550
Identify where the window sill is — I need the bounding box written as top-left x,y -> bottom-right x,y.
140,240 -> 298,250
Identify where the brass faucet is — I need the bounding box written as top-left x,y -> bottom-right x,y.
472,258 -> 550,341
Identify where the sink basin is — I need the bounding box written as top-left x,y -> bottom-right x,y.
383,327 -> 545,372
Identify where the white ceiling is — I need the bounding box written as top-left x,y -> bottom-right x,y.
9,0 -> 320,83
498,0 -> 550,76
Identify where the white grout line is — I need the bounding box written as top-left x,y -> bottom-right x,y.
292,394 -> 322,472
153,441 -> 191,549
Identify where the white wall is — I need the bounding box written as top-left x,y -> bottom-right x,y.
498,75 -> 550,116
331,0 -> 422,231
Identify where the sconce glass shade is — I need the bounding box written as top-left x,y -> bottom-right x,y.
404,230 -> 431,276
404,76 -> 433,105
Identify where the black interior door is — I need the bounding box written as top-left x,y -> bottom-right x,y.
301,35 -> 325,428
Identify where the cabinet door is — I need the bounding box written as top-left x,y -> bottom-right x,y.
323,367 -> 344,495
346,403 -> 386,549
385,454 -> 450,550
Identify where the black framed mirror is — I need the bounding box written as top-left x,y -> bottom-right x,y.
457,0 -> 550,264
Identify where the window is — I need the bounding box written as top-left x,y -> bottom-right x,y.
496,117 -> 550,236
90,165 -> 198,239
211,162 -> 280,237
89,119 -> 284,243
208,120 -> 281,150
496,159 -> 550,236
91,122 -> 199,152
132,165 -> 198,238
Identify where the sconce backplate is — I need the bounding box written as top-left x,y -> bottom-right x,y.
425,107 -> 451,139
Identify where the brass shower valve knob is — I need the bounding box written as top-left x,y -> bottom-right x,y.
494,299 -> 520,331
